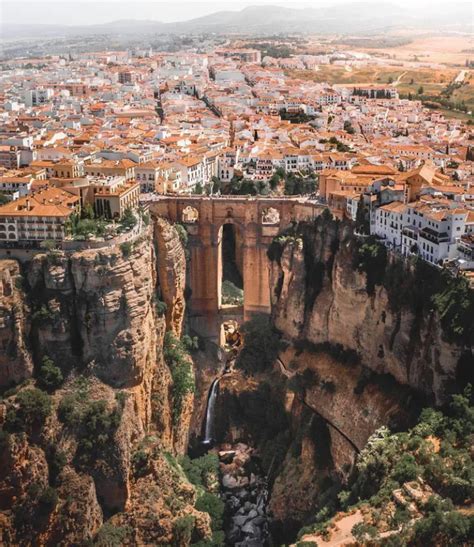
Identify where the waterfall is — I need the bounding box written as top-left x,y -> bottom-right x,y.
203,378 -> 219,445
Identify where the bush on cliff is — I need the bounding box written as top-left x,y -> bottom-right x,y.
236,314 -> 282,373
179,453 -> 224,545
163,331 -> 195,425
38,355 -> 63,390
5,388 -> 52,433
353,237 -> 387,295
58,389 -> 123,465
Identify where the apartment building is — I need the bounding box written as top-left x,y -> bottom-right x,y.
91,177 -> 140,219
0,188 -> 79,243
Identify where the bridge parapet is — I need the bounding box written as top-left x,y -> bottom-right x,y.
144,194 -> 325,339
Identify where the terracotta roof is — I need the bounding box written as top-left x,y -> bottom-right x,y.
0,187 -> 79,218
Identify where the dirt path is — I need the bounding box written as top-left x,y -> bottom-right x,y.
297,510 -> 363,546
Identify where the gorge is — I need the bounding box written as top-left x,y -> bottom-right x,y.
0,203 -> 473,546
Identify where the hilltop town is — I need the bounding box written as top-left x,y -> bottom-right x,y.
0,43 -> 473,279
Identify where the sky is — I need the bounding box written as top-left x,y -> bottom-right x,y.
1,0 -> 445,26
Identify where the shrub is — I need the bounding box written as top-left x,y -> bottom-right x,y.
320,380 -> 336,394
132,449 -> 149,477
95,522 -> 131,546
155,297 -> 167,316
5,388 -> 52,433
391,453 -> 421,484
38,355 -> 63,390
120,241 -> 133,257
221,279 -> 244,305
173,514 -> 195,546
119,208 -> 137,231
353,237 -> 387,295
174,223 -> 188,247
179,453 -> 219,489
76,400 -> 121,463
38,486 -> 58,515
236,314 -> 281,373
58,394 -> 82,428
163,331 -> 195,425
48,447 -> 67,484
351,522 -> 378,542
195,492 -> 224,532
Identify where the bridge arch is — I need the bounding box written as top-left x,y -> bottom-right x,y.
147,195 -> 324,339
182,205 -> 199,223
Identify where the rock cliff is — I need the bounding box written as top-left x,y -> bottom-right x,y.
227,213 -> 472,539
268,215 -> 470,405
0,220 -> 210,546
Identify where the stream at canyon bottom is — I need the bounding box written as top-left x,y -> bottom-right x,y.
200,358 -> 271,546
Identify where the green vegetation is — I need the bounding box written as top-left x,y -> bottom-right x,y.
119,207 -> 137,231
94,523 -> 131,546
155,295 -> 168,316
352,236 -> 474,347
119,241 -> 133,257
174,223 -> 189,247
179,453 -> 224,545
38,355 -> 63,390
221,279 -> 244,306
66,213 -> 108,240
58,390 -> 123,465
173,515 -> 195,546
297,387 -> 474,543
353,87 -> 393,99
242,41 -> 294,58
4,388 -> 52,433
163,331 -> 195,425
271,168 -> 319,195
236,314 -> 282,373
352,236 -> 388,295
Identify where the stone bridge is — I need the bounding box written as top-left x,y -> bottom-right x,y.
144,194 -> 324,338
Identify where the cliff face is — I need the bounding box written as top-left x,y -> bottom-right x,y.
261,215 -> 470,536
269,217 -> 467,405
0,221 -> 209,546
0,260 -> 32,386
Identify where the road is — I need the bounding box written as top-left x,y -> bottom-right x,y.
454,70 -> 467,84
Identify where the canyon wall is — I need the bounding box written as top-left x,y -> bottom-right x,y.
269,215 -> 468,404
260,213 -> 472,535
0,221 -> 210,546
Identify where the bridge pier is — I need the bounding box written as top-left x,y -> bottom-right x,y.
147,195 -> 324,340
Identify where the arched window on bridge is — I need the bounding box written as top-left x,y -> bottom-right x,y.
182,206 -> 199,224
261,207 -> 280,225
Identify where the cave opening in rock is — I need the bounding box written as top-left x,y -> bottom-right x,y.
219,222 -> 244,308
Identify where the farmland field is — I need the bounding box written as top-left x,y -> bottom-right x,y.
355,36 -> 474,66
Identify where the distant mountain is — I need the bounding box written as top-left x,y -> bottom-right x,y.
2,2 -> 472,40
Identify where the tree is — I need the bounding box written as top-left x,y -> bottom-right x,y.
119,208 -> 137,230
5,388 -> 52,432
81,202 -> 95,219
417,85 -> 424,95
38,355 -> 63,390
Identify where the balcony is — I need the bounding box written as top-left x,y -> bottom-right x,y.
419,227 -> 450,244
402,226 -> 418,240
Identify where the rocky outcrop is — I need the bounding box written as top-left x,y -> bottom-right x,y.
269,217 -> 467,405
0,260 -> 32,386
154,217 -> 187,336
261,214 -> 472,538
0,221 -> 206,546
